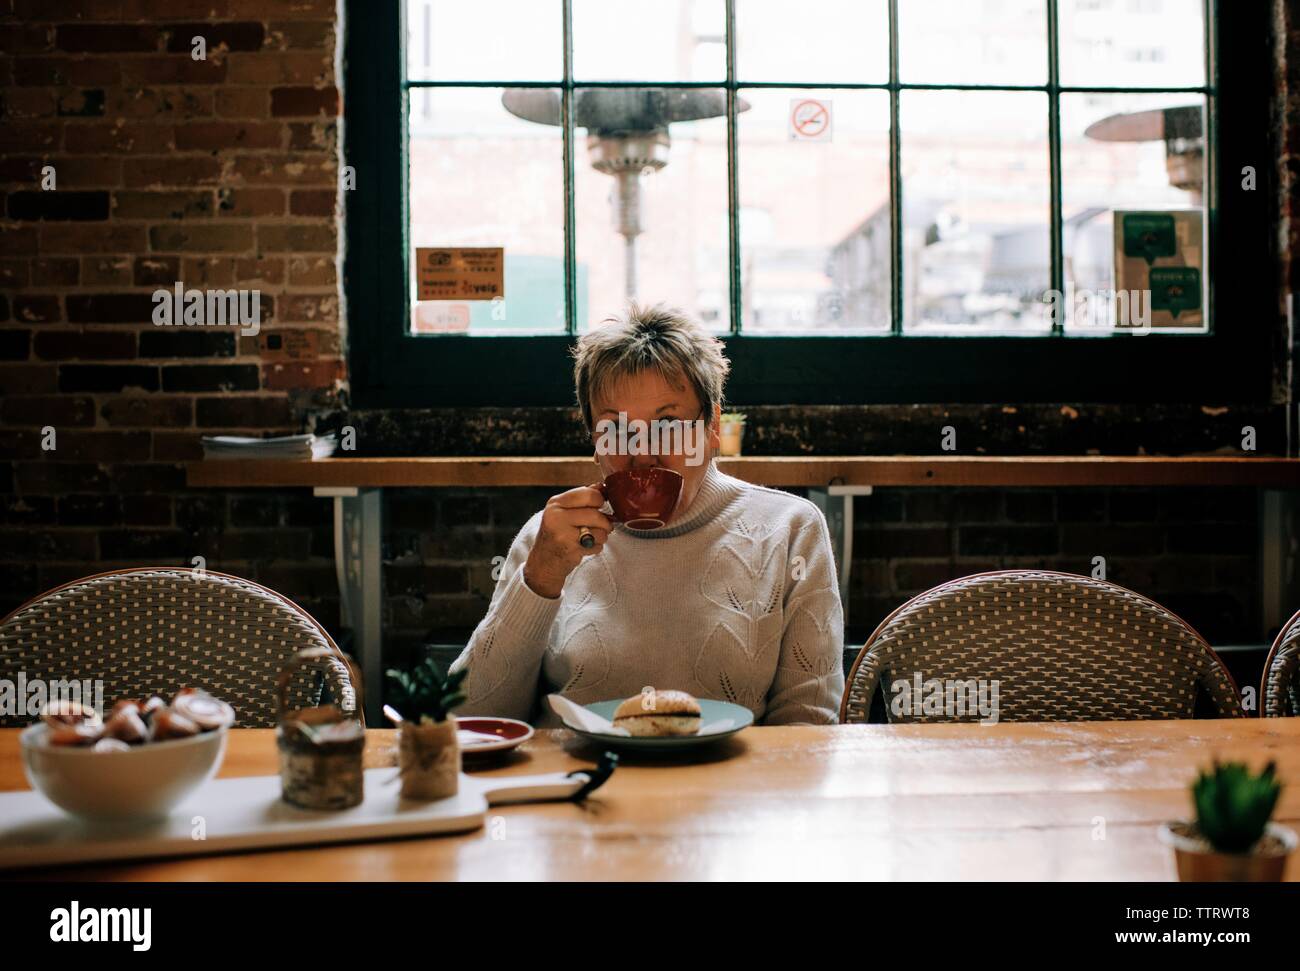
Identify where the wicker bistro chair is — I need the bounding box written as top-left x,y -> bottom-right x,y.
839,570 -> 1244,724
0,568 -> 357,728
1261,608 -> 1300,717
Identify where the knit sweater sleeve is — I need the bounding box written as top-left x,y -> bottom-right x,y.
763,503 -> 846,725
447,512 -> 561,721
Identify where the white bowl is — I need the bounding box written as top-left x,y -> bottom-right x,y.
20,722 -> 228,821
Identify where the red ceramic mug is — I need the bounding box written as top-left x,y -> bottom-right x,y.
599,467 -> 684,530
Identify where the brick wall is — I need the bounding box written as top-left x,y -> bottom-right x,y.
0,0 -> 343,623
0,1 -> 1288,681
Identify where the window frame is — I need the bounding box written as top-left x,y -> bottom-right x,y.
343,0 -> 1274,409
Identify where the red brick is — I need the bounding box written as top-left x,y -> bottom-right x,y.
174,121 -> 284,151
163,22 -> 265,54
119,56 -> 226,85
133,255 -> 180,287
0,260 -> 31,288
65,293 -> 155,324
266,21 -> 334,50
278,293 -> 337,323
57,88 -> 106,117
196,395 -> 293,427
263,358 -> 343,390
256,223 -> 335,252
230,153 -> 334,185
12,295 -> 60,323
104,87 -> 213,120
226,51 -> 331,85
0,122 -> 60,153
151,431 -> 203,461
215,88 -> 268,118
288,255 -> 335,286
0,24 -> 55,53
4,88 -> 59,118
181,255 -> 285,287
226,0 -> 334,18
123,494 -> 173,526
21,155 -> 122,187
1,395 -> 96,427
81,255 -> 132,285
113,190 -> 213,219
59,364 -> 159,392
13,56 -> 121,86
286,120 -> 335,151
149,224 -> 254,252
100,395 -> 193,428
271,85 -> 338,117
41,224 -> 145,253
33,329 -> 137,360
0,226 -> 39,255
31,258 -> 78,286
123,155 -> 222,188
216,187 -> 284,217
289,188 -> 334,217
54,431 -> 152,461
7,189 -> 109,221
65,122 -> 174,154
56,25 -> 162,53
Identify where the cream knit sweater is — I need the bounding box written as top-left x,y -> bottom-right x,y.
448,462 -> 845,727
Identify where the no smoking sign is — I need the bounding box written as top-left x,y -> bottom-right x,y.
789,98 -> 832,142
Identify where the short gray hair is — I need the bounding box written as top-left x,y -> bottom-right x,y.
572,302 -> 730,431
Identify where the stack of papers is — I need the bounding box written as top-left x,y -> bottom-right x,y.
200,434 -> 338,460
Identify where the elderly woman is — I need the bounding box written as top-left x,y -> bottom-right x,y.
448,303 -> 844,726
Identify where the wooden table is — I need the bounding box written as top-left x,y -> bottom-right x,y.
4,720 -> 1298,881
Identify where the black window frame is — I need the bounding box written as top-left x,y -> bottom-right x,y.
343,0 -> 1274,409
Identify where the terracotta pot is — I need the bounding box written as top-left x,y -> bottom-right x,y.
719,421 -> 744,457
1159,820 -> 1297,881
397,715 -> 460,800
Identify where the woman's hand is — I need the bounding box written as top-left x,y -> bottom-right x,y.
522,483 -> 612,599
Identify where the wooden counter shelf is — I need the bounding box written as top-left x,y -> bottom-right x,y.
183,453 -> 1300,725
187,454 -> 1300,489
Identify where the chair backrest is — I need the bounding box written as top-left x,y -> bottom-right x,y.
840,570 -> 1243,724
0,568 -> 356,728
1261,608 -> 1300,717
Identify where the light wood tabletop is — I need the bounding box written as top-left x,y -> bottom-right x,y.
3,720 -> 1298,881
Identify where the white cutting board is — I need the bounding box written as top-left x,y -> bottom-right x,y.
0,767 -> 589,871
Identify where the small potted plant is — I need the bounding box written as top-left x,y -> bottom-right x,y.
1159,760 -> 1296,881
386,659 -> 467,801
719,412 -> 746,456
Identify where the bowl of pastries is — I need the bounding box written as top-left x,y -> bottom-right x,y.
20,688 -> 236,820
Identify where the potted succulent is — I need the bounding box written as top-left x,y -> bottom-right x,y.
385,659 -> 467,801
1159,760 -> 1296,881
719,412 -> 746,457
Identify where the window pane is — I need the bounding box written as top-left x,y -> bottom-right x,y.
1061,92 -> 1206,333
737,89 -> 891,334
408,88 -> 567,335
572,87 -> 731,333
573,0 -> 725,82
735,0 -> 888,84
901,91 -> 1050,334
899,0 -> 1047,85
405,0 -> 560,82
1058,0 -> 1205,88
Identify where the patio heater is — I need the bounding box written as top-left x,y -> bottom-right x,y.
1083,105 -> 1204,203
502,87 -> 748,300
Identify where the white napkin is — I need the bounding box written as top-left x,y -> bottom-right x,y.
547,694 -> 630,736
